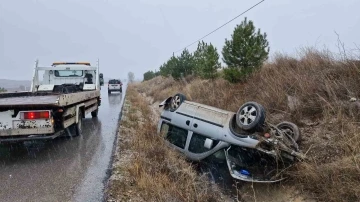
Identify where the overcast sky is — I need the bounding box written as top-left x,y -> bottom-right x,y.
1,0 -> 359,80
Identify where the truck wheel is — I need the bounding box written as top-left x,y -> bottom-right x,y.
72,110 -> 83,136
91,109 -> 98,118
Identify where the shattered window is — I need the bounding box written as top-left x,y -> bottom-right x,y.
161,122 -> 188,149
189,133 -> 219,153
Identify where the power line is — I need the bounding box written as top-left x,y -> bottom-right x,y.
174,0 -> 265,54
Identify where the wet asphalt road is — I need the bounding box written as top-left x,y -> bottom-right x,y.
0,84 -> 127,202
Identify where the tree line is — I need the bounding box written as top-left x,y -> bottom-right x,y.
143,17 -> 269,83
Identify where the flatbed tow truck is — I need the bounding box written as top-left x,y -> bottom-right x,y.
0,60 -> 104,142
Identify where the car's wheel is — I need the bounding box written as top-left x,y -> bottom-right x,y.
108,90 -> 111,94
120,87 -> 122,93
170,93 -> 186,112
236,101 -> 266,131
276,121 -> 301,142
91,109 -> 98,118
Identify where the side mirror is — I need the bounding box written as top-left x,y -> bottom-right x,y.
204,138 -> 214,149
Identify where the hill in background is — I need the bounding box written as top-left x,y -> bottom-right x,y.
0,79 -> 31,92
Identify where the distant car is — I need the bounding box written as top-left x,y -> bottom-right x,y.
108,79 -> 122,94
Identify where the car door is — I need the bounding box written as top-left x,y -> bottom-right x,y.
183,104 -> 231,160
169,101 -> 197,132
190,104 -> 228,139
184,131 -> 229,161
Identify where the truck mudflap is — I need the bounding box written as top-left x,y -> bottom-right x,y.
224,147 -> 286,183
0,130 -> 63,143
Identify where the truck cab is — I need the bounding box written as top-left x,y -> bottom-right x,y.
32,62 -> 103,93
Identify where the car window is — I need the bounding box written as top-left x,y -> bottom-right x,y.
188,133 -> 219,153
54,70 -> 83,77
160,122 -> 188,149
109,80 -> 121,84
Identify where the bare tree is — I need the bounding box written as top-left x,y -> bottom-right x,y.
128,72 -> 135,83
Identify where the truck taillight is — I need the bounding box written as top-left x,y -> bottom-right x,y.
20,111 -> 50,120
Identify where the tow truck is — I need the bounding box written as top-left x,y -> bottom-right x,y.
0,60 -> 104,142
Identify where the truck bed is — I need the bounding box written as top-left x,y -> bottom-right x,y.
0,95 -> 59,107
0,91 -> 100,108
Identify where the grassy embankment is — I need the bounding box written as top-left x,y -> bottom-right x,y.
106,86 -> 227,202
136,49 -> 360,202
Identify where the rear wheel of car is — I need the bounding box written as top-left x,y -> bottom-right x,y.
120,87 -> 122,93
236,101 -> 266,131
276,121 -> 301,142
91,109 -> 98,118
170,93 -> 186,112
108,90 -> 111,94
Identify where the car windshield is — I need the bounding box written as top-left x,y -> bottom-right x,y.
54,70 -> 83,77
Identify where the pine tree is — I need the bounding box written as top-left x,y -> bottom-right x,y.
222,17 -> 269,82
194,41 -> 221,79
173,49 -> 194,80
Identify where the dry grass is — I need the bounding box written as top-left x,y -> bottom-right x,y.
109,85 -> 225,202
138,48 -> 360,202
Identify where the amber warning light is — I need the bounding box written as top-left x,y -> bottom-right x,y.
52,62 -> 90,66
20,111 -> 50,120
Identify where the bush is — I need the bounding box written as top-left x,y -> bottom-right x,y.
143,70 -> 156,81
222,67 -> 242,83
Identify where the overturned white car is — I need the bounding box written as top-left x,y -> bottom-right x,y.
158,93 -> 305,183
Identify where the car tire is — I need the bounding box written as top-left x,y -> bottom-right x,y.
120,87 -> 122,93
91,109 -> 98,118
170,93 -> 186,112
108,90 -> 111,94
276,121 -> 301,142
236,101 -> 266,131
